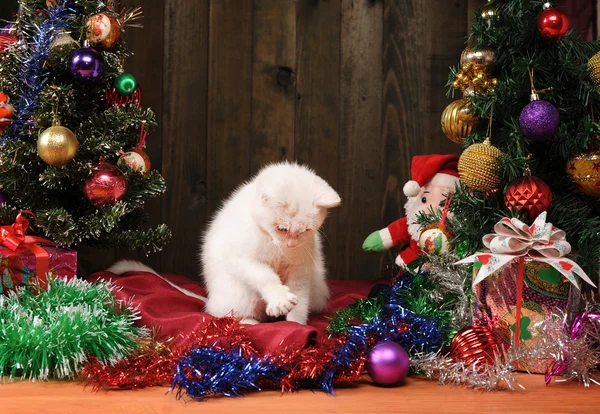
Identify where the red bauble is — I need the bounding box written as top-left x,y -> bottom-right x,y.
0,33 -> 18,53
105,86 -> 143,109
0,92 -> 15,134
504,175 -> 552,220
450,326 -> 506,367
537,6 -> 570,40
83,163 -> 128,207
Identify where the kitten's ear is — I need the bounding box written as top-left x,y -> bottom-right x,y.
314,180 -> 341,208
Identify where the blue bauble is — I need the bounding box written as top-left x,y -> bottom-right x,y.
69,47 -> 105,83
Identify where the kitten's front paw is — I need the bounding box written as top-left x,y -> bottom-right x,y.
265,285 -> 298,317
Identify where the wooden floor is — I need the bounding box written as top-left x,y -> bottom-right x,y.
0,374 -> 597,414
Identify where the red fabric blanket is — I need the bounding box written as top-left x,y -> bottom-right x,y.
88,271 -> 377,352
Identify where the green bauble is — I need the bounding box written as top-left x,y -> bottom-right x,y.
114,73 -> 138,96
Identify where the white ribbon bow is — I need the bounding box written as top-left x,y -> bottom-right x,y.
456,212 -> 597,289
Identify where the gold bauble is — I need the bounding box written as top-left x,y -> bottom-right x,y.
37,125 -> 78,166
566,151 -> 600,198
441,98 -> 479,144
460,46 -> 496,72
588,51 -> 600,87
458,138 -> 504,192
480,0 -> 499,21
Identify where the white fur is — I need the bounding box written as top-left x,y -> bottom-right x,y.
200,162 -> 340,325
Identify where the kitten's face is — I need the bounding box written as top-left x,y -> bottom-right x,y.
254,166 -> 341,248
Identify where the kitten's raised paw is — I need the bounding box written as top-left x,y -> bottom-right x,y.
265,285 -> 298,317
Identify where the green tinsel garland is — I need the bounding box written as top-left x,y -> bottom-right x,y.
0,277 -> 146,380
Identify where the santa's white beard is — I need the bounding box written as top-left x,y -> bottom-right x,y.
404,197 -> 421,242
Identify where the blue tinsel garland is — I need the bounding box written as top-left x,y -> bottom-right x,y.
171,270 -> 447,400
2,1 -> 74,143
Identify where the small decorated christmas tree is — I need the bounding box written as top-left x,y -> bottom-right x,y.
432,0 -> 600,286
0,0 -> 170,252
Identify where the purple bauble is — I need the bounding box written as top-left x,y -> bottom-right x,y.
366,341 -> 410,386
519,100 -> 560,142
70,47 -> 105,83
1,24 -> 14,35
0,191 -> 8,206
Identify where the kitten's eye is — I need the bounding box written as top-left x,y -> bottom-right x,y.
277,226 -> 288,232
303,229 -> 312,233
421,197 -> 427,204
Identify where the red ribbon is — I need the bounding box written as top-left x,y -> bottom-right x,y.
137,122 -> 148,151
0,211 -> 54,288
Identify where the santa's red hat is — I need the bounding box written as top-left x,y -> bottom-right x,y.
403,154 -> 460,197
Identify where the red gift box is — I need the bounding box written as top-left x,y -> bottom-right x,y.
0,211 -> 77,294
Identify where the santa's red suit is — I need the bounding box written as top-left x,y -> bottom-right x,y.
384,217 -> 421,266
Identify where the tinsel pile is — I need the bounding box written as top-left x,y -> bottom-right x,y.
0,277 -> 146,380
80,258 -> 600,398
82,258 -> 471,399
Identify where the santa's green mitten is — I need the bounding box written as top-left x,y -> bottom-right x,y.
362,231 -> 385,251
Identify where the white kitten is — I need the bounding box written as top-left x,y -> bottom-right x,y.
201,162 -> 340,325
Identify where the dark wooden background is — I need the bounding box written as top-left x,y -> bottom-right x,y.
0,1 -> 591,281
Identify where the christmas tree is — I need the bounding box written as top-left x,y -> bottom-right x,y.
0,0 -> 170,252
428,0 -> 600,286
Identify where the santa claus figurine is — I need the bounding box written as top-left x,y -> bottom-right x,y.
362,154 -> 460,268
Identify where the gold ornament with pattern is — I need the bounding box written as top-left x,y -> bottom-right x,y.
453,62 -> 497,95
588,51 -> 600,87
441,98 -> 479,144
458,137 -> 504,192
566,151 -> 600,198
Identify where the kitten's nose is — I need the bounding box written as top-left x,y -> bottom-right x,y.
286,239 -> 299,248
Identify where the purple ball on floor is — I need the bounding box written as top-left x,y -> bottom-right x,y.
519,100 -> 560,142
366,341 -> 410,386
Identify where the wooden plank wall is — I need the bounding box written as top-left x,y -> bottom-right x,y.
0,0 -> 478,281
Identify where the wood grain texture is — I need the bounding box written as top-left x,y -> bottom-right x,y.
250,0 -> 297,172
155,0 -> 209,278
295,0 -> 341,277
338,0 -> 384,280
0,0 -> 481,280
206,0 -> 254,216
1,374 -> 597,414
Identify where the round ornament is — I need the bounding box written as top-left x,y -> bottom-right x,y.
0,32 -> 18,53
588,51 -> 600,87
114,73 -> 138,96
37,125 -> 78,167
419,223 -> 452,256
459,46 -> 496,72
0,190 -> 8,206
441,98 -> 479,144
118,149 -> 151,175
537,4 -> 570,40
504,175 -> 552,220
0,92 -> 15,134
450,326 -> 505,367
366,341 -> 410,386
566,151 -> 600,198
480,0 -> 500,22
85,13 -> 122,49
105,86 -> 143,108
83,163 -> 128,207
458,138 -> 504,192
48,33 -> 79,64
70,47 -> 105,83
519,99 -> 559,142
